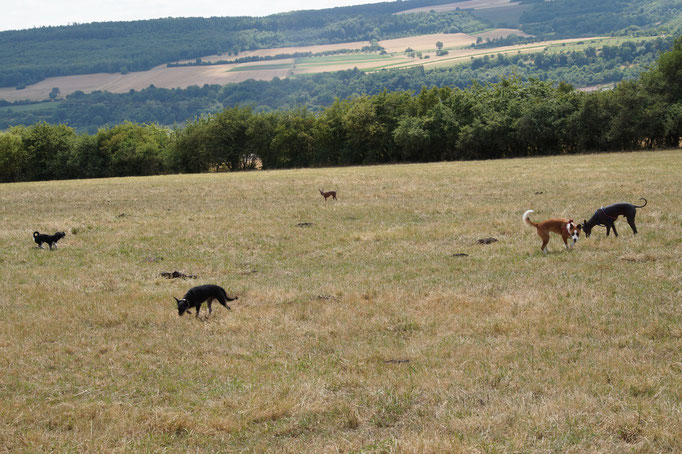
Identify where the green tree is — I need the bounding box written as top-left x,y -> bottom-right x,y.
393,115 -> 429,161
0,131 -> 27,182
269,109 -> 316,168
18,122 -> 77,181
96,122 -> 169,176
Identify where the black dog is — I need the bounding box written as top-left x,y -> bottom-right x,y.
175,284 -> 237,318
583,198 -> 647,237
33,231 -> 66,250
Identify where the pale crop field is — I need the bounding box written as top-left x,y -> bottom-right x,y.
0,150 -> 680,452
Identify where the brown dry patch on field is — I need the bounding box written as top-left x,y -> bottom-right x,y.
379,29 -> 528,53
396,0 -> 521,14
0,63 -> 292,102
379,33 -> 476,53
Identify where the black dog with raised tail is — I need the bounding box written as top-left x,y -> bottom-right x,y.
33,231 -> 66,250
583,198 -> 647,237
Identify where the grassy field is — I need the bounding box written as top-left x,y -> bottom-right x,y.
0,149 -> 680,452
228,63 -> 296,72
0,101 -> 58,113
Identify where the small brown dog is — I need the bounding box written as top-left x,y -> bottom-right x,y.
523,210 -> 581,253
319,189 -> 337,201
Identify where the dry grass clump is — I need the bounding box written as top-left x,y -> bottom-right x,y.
0,149 -> 680,452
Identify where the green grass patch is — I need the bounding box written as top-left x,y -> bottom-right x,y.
227,62 -> 294,72
0,101 -> 59,113
295,54 -> 393,65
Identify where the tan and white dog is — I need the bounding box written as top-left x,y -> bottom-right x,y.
523,210 -> 581,254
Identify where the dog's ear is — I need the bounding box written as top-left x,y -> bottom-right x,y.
174,297 -> 181,303
577,224 -> 582,230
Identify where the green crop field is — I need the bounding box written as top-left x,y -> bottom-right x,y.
0,101 -> 58,114
227,62 -> 295,72
0,149 -> 680,452
295,54 -> 395,65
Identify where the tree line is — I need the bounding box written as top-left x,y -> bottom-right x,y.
519,0 -> 681,38
1,36 -> 680,183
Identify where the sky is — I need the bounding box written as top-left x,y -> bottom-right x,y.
0,0 -> 387,31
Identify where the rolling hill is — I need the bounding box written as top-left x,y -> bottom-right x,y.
0,0 -> 680,132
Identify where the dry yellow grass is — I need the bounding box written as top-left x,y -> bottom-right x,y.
0,149 -> 680,452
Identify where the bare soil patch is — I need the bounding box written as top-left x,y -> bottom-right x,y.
0,63 -> 292,101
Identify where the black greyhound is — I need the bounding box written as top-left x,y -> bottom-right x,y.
583,198 -> 647,237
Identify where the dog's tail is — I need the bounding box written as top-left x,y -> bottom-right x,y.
523,210 -> 538,228
634,198 -> 647,208
220,287 -> 238,302
33,231 -> 39,238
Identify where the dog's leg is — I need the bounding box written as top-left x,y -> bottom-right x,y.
195,305 -> 200,318
207,298 -> 213,316
627,216 -> 638,235
563,236 -> 570,250
611,223 -> 618,237
539,231 -> 549,254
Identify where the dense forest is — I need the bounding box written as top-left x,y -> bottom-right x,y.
0,38 -> 672,132
0,0 -> 486,88
519,0 -> 682,38
1,0 -> 681,89
1,36 -> 680,183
